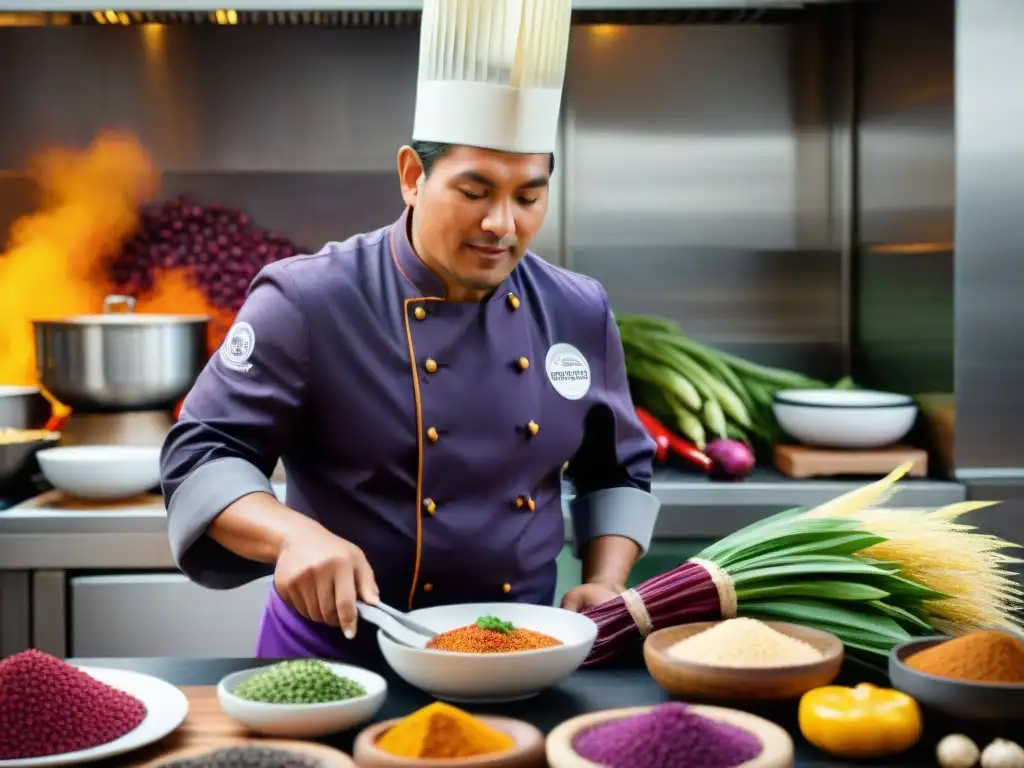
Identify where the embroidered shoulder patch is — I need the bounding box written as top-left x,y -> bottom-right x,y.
220,321 -> 255,373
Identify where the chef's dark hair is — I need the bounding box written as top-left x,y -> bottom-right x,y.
411,140 -> 556,177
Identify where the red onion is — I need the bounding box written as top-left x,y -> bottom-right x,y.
705,439 -> 756,481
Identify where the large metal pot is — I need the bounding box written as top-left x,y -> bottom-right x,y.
0,386 -> 51,428
34,295 -> 210,412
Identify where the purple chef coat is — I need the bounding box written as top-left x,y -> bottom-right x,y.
161,208 -> 659,664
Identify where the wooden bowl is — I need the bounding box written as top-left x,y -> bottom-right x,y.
353,715 -> 546,767
643,621 -> 843,701
141,739 -> 357,766
546,705 -> 794,768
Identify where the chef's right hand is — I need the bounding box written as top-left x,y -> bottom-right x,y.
273,523 -> 380,639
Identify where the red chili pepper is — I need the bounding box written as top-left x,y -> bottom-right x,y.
635,407 -> 713,472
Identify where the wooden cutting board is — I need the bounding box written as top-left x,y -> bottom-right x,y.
108,686 -> 356,767
773,444 -> 928,479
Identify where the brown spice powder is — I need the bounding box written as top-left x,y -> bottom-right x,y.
905,630 -> 1024,684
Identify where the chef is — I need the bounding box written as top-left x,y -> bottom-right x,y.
160,0 -> 660,663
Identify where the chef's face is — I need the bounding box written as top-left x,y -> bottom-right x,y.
398,144 -> 551,301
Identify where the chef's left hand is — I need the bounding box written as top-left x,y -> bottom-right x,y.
560,582 -> 621,613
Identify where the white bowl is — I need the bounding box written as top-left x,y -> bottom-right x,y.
36,444 -> 162,499
217,662 -> 387,738
377,602 -> 597,703
772,389 -> 918,449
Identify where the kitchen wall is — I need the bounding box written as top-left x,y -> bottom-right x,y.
0,12 -> 844,382
853,0 -> 955,396
954,0 -> 1024,475
564,19 -> 844,379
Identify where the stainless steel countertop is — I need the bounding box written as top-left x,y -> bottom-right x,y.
0,467 -> 966,570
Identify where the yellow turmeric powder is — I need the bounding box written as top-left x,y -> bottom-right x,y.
376,701 -> 515,759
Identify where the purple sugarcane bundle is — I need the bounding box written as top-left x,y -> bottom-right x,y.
582,560 -> 724,665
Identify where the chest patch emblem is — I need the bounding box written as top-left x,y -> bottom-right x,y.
220,321 -> 255,373
545,343 -> 591,400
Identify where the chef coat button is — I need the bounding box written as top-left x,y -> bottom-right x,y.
526,420 -> 539,437
424,498 -> 437,515
502,583 -> 512,594
527,497 -> 536,512
426,426 -> 439,443
424,358 -> 438,373
517,356 -> 530,371
506,292 -> 520,310
514,495 -> 525,509
423,583 -> 433,592
414,306 -> 427,321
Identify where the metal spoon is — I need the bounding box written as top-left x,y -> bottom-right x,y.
356,600 -> 435,649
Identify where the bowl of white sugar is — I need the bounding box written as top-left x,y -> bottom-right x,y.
643,617 -> 843,701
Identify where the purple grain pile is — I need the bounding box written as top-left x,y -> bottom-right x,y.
0,649 -> 147,759
572,702 -> 762,768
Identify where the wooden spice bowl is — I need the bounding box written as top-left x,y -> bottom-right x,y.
352,715 -> 546,767
643,621 -> 844,701
890,636 -> 1024,721
545,705 -> 794,768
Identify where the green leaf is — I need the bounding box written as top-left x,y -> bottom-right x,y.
713,524 -> 869,569
732,560 -> 897,584
739,598 -> 912,642
697,507 -> 809,560
475,615 -> 514,635
736,580 -> 889,602
740,533 -> 888,563
866,600 -> 935,632
863,574 -> 949,602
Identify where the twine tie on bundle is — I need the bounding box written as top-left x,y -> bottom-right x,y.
620,588 -> 654,637
689,557 -> 738,619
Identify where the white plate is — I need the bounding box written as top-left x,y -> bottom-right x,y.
377,602 -> 597,703
0,666 -> 189,767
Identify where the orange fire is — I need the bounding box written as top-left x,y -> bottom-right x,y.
0,131 -> 233,412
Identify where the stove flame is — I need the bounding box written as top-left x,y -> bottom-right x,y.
0,131 -> 226,413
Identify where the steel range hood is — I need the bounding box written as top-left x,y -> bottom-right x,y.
0,0 -> 863,27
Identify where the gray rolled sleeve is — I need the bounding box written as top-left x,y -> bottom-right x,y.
166,456 -> 276,588
569,486 -> 661,557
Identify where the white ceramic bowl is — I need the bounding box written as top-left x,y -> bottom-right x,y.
377,602 -> 598,703
36,444 -> 162,499
772,389 -> 918,449
217,662 -> 387,738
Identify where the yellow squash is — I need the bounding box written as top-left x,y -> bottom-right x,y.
799,683 -> 923,759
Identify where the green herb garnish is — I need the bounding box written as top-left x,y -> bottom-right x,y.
476,615 -> 515,634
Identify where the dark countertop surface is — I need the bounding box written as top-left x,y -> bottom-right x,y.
69,656 -> 1015,767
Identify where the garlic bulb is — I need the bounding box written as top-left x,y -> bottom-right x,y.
938,734 -> 980,768
981,739 -> 1024,768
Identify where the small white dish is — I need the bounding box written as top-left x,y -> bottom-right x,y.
35,445 -> 161,500
0,666 -> 189,767
217,662 -> 387,738
772,388 -> 918,449
377,602 -> 597,703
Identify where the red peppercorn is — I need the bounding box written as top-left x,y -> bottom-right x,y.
0,649 -> 147,759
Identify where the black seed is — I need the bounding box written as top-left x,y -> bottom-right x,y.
154,745 -> 325,768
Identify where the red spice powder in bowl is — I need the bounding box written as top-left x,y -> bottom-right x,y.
0,649 -> 148,760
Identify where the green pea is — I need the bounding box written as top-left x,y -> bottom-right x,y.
233,660 -> 367,704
